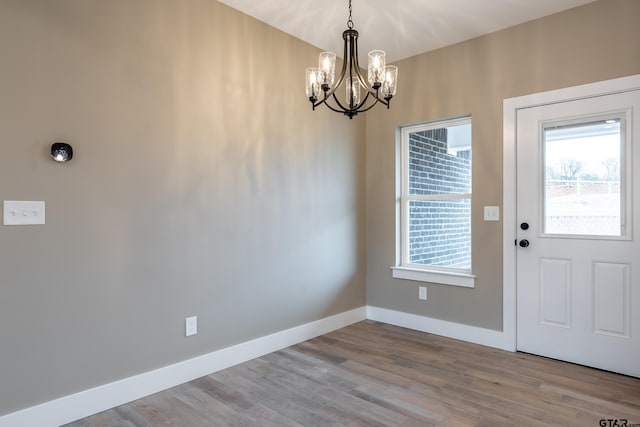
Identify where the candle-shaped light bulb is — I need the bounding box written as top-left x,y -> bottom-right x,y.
306,67 -> 320,99
346,77 -> 361,107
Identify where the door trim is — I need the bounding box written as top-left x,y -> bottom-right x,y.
502,74 -> 640,352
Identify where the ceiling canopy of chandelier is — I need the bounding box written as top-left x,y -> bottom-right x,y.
305,0 -> 398,119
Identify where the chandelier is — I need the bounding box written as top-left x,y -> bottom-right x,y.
305,0 -> 398,119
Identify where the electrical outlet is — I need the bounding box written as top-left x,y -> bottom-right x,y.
419,286 -> 427,300
185,316 -> 197,337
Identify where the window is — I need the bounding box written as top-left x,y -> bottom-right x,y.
543,116 -> 626,238
392,116 -> 475,287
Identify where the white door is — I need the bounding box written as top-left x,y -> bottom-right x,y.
516,89 -> 640,377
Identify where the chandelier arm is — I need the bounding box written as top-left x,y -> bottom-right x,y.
353,92 -> 382,114
347,31 -> 368,88
319,83 -> 385,119
312,93 -> 341,112
321,95 -> 356,116
333,91 -> 376,115
353,65 -> 387,102
312,91 -> 337,109
316,93 -> 384,114
324,102 -> 350,115
311,97 -> 328,110
311,72 -> 390,112
352,97 -> 384,114
356,91 -> 393,112
356,73 -> 388,103
330,92 -> 352,113
367,90 -> 390,107
356,79 -> 391,106
357,93 -> 373,112
334,29 -> 354,91
312,92 -> 356,114
350,29 -> 363,76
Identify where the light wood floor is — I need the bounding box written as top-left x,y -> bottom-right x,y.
66,320 -> 640,427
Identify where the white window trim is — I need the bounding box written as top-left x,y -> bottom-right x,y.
391,266 -> 476,287
394,116 -> 475,288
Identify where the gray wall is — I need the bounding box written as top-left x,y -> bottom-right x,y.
366,0 -> 640,330
2,0 -> 640,419
0,0 -> 366,416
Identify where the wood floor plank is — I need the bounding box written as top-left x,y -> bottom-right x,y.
64,320 -> 640,427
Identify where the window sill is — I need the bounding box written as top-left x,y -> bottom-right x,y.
391,266 -> 476,288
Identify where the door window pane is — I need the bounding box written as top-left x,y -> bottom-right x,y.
543,119 -> 622,236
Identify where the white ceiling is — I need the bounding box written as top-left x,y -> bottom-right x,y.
218,0 -> 597,63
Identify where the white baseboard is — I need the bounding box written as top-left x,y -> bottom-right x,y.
1,306 -> 513,427
367,306 -> 512,351
0,307 -> 367,427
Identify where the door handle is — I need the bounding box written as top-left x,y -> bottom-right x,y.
519,239 -> 530,248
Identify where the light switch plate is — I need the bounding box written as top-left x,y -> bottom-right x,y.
3,201 -> 45,225
484,206 -> 500,221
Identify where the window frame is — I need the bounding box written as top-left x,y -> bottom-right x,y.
392,116 -> 476,288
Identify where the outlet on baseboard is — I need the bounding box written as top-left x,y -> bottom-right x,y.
419,286 -> 427,301
185,316 -> 197,337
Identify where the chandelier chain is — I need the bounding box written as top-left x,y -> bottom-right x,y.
347,0 -> 353,29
